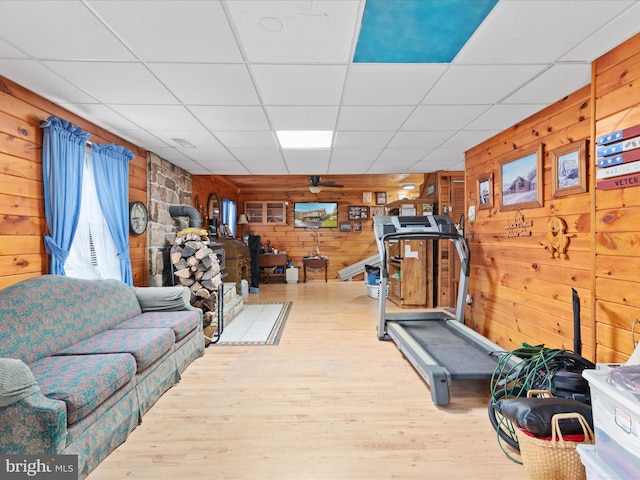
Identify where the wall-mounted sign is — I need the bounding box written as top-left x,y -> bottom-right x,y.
504,210 -> 532,237
596,123 -> 640,190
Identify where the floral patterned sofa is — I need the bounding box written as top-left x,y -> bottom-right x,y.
0,275 -> 205,479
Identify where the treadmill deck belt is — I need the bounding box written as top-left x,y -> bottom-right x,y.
397,320 -> 498,378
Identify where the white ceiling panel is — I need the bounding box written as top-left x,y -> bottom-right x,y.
342,65 -> 446,105
226,0 -> 361,63
423,65 -> 547,104
1,1 -> 639,178
252,65 -> 347,105
189,106 -> 270,131
0,60 -> 97,104
334,131 -> 395,149
213,131 -> 278,149
148,63 -> 259,105
108,105 -> 203,130
282,150 -> 331,174
0,1 -> 134,61
402,105 -> 491,131
43,62 -> 178,104
267,106 -> 339,131
503,64 -> 592,104
337,107 -> 414,131
465,104 -> 546,131
88,0 -> 243,63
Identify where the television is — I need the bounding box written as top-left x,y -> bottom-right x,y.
294,202 -> 338,228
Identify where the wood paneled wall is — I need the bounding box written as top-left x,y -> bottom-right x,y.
0,76 -> 148,289
465,32 -> 640,363
465,85 -> 594,358
593,32 -> 640,363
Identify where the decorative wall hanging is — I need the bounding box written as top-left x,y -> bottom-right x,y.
596,123 -> 640,190
504,210 -> 533,237
370,206 -> 385,216
348,205 -> 369,220
375,192 -> 387,205
363,191 -> 372,203
499,144 -> 543,211
477,173 -> 493,210
551,140 -> 587,197
353,221 -> 362,232
339,222 -> 352,232
547,216 -> 569,259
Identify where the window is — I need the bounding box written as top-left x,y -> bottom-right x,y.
221,198 -> 237,237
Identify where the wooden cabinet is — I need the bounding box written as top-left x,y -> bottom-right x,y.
259,253 -> 288,283
245,201 -> 287,224
387,239 -> 433,307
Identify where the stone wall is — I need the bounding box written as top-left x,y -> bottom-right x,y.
147,152 -> 193,287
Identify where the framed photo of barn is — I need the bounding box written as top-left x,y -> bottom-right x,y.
551,140 -> 587,198
499,144 -> 543,211
476,173 -> 493,210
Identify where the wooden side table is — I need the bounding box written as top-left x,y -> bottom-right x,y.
259,253 -> 288,283
303,257 -> 328,282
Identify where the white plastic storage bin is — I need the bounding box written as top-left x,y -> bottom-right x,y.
366,283 -> 388,299
583,369 -> 640,479
577,445 -> 622,480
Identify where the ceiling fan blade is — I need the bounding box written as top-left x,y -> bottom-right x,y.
319,182 -> 344,187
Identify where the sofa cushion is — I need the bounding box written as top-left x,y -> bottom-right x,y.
112,310 -> 200,342
54,328 -> 174,372
0,276 -> 142,364
29,354 -> 136,425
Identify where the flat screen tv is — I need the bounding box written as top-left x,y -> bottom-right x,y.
294,202 -> 338,228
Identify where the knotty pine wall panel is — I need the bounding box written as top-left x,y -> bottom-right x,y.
593,32 -> 640,362
465,83 -> 594,359
0,76 -> 149,289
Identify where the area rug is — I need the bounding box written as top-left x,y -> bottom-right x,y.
215,302 -> 292,346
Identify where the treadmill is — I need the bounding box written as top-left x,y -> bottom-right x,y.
374,215 -> 512,405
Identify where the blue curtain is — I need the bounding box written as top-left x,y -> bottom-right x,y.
41,116 -> 90,275
222,199 -> 237,236
92,143 -> 135,285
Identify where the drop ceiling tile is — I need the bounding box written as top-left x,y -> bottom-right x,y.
0,1 -> 134,60
231,149 -> 287,174
88,0 -> 242,62
148,63 -> 259,105
423,65 -> 546,104
0,38 -> 27,58
149,130 -> 223,149
465,104 -> 546,131
214,131 -> 278,149
109,105 -> 202,130
408,156 -> 463,173
337,106 -> 414,131
560,3 -> 640,62
44,62 -> 177,104
189,106 -> 270,131
456,1 -> 632,64
343,65 -> 446,105
282,150 -> 331,174
439,130 -> 498,151
387,131 -> 455,149
369,149 -> 431,173
328,155 -> 376,174
252,65 -> 347,105
149,147 -> 196,166
503,64 -> 591,104
112,130 -> 171,149
226,0 -> 360,63
0,60 -> 97,104
59,104 -> 139,132
334,131 -> 395,149
179,146 -> 239,166
267,106 -> 339,130
403,105 -> 491,130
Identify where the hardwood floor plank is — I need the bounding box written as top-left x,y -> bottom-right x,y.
87,281 -> 523,479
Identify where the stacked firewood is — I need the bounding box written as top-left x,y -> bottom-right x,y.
171,228 -> 222,344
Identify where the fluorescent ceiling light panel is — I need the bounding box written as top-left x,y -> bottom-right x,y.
354,0 -> 498,63
276,130 -> 333,149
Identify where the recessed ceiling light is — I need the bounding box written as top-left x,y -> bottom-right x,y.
276,131 -> 333,149
403,183 -> 415,190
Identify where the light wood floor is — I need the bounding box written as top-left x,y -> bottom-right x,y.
87,281 -> 524,479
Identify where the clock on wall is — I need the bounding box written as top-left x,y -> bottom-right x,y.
129,201 -> 148,235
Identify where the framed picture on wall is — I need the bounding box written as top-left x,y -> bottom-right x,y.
348,206 -> 369,220
375,192 -> 387,205
370,206 -> 385,216
477,173 -> 493,210
353,221 -> 362,232
499,144 -> 543,211
339,222 -> 352,232
551,140 -> 587,198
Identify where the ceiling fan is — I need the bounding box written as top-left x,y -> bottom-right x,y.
308,175 -> 344,194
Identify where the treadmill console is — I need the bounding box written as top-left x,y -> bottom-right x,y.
374,215 -> 454,239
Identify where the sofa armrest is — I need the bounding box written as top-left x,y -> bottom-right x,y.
133,286 -> 200,314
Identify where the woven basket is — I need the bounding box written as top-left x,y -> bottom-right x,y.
517,412 -> 595,480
